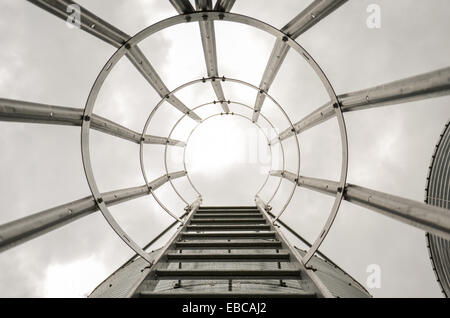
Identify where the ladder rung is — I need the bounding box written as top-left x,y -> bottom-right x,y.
180,232 -> 276,239
196,210 -> 259,214
166,252 -> 290,262
190,219 -> 267,224
199,206 -> 257,210
194,213 -> 262,218
175,240 -> 282,249
154,269 -> 302,280
186,225 -> 271,231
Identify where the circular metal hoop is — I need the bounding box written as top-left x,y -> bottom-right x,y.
139,77 -> 294,217
180,104 -> 280,204
162,100 -> 285,205
81,12 -> 348,265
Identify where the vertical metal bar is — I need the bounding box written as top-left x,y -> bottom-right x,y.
0,171 -> 186,253
276,66 -> 450,143
252,0 -> 348,122
214,0 -> 236,12
0,98 -> 187,145
27,0 -> 129,47
196,6 -> 230,112
272,171 -> 450,240
195,0 -> 213,10
252,38 -> 290,122
27,0 -> 201,121
169,0 -> 195,14
281,0 -> 348,39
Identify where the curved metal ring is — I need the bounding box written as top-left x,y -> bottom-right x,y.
179,104 -> 278,204
164,100 -> 284,208
139,77 -> 299,226
81,12 -> 346,264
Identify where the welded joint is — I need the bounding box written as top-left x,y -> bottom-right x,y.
333,101 -> 343,109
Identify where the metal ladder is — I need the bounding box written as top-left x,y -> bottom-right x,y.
134,206 -> 323,297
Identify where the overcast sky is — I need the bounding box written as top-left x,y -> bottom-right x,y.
0,0 -> 449,298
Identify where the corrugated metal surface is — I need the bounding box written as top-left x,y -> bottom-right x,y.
425,120 -> 450,297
